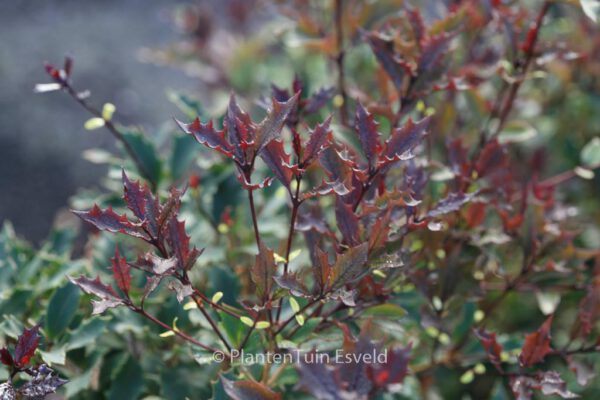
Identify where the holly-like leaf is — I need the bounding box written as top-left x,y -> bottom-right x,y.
474,328 -> 504,372
176,117 -> 234,157
330,243 -> 369,290
427,191 -> 475,218
0,382 -> 15,400
519,315 -> 554,367
366,32 -> 414,95
303,116 -> 333,166
476,139 -> 508,178
14,325 -> 40,368
417,33 -> 453,74
111,247 -> 131,295
511,371 -> 579,400
255,94 -> 299,153
335,198 -> 361,246
167,280 -> 194,303
383,117 -> 430,162
251,243 -> 276,303
260,139 -> 294,188
304,87 -> 335,114
354,103 -> 381,168
273,273 -> 310,297
320,147 -> 355,196
367,344 -> 412,387
122,169 -> 147,221
225,95 -> 255,161
220,376 -> 282,400
73,205 -> 149,240
158,187 -> 183,233
69,275 -> 124,315
167,218 -> 201,271
296,356 -> 342,400
145,253 -> 178,275
17,365 -> 68,398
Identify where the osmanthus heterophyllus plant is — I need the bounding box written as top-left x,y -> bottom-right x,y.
30,0 -> 600,398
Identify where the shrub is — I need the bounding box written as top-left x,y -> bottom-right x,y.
3,0 -> 600,398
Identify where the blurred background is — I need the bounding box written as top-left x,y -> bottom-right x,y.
0,0 -> 266,242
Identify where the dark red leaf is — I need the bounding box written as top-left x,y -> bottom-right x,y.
157,187 -> 183,232
354,103 -> 381,168
367,344 -> 412,387
14,325 -> 40,368
0,348 -> 14,367
296,355 -> 342,400
273,273 -> 310,297
519,315 -> 554,367
319,147 -> 356,196
260,139 -> 294,188
225,94 -> 255,161
366,32 -> 414,94
382,117 -> 430,162
474,328 -> 504,372
166,217 -> 201,271
255,94 -> 299,153
72,205 -> 149,241
418,33 -> 453,74
302,116 -> 333,166
335,197 -> 361,246
428,192 -> 475,218
304,87 -> 335,114
251,243 -> 276,303
576,275 -> 600,337
221,376 -> 282,400
122,170 -> 148,221
111,247 -> 131,295
476,139 -> 508,178
175,117 -> 234,157
69,275 -> 124,315
331,243 -> 369,290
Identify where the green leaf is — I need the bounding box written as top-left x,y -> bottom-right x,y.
581,137 -> 600,166
170,135 -> 198,181
65,317 -> 107,351
108,356 -> 144,400
46,282 -> 80,339
120,127 -> 162,184
362,303 -> 407,318
39,346 -> 66,366
581,0 -> 600,23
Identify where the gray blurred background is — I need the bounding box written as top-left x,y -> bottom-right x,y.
0,0 -> 204,242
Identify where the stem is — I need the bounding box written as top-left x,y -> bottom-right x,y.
192,289 -> 242,318
487,1 -> 551,141
275,176 -> 302,324
334,0 -> 348,125
247,188 -> 261,248
62,83 -> 157,190
133,306 -> 222,354
192,295 -> 232,352
274,297 -> 322,336
238,319 -> 257,352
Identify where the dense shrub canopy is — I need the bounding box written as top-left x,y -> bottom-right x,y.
2,0 -> 600,399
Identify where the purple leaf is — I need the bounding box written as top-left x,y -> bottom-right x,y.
255,94 -> 299,153
251,243 -> 276,303
354,103 -> 381,168
331,243 -> 369,290
366,32 -> 414,94
167,217 -> 201,271
14,325 -> 40,368
225,94 -> 255,161
167,280 -> 194,303
69,275 -> 124,315
273,274 -> 310,297
383,117 -> 430,162
17,365 -> 68,398
335,198 -> 360,246
303,116 -> 333,166
427,192 -> 475,218
296,356 -> 342,400
175,117 -> 234,157
304,87 -> 335,114
73,205 -> 149,240
260,139 -> 294,188
122,170 -> 147,221
111,247 -> 131,295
